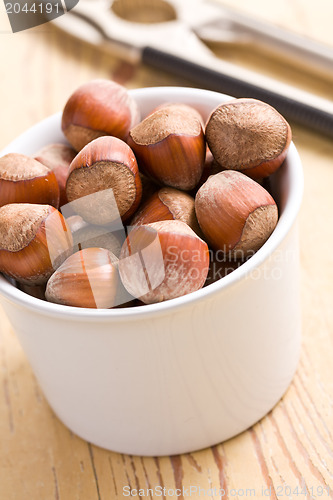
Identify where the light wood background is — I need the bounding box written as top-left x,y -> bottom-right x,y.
1,1 -> 333,499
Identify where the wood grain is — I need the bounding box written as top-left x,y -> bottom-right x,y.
1,0 -> 333,498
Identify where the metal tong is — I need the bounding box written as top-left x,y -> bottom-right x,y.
52,0 -> 333,137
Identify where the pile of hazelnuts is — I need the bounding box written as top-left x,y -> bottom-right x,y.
0,79 -> 291,308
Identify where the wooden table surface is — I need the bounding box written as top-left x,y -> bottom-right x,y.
1,1 -> 333,498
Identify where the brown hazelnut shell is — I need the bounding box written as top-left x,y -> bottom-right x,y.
128,106 -> 206,191
61,79 -> 140,151
195,170 -> 278,258
66,136 -> 142,226
205,98 -> 292,179
130,187 -> 202,236
0,204 -> 73,285
0,153 -> 60,208
34,143 -> 76,207
45,247 -> 119,309
119,220 -> 209,304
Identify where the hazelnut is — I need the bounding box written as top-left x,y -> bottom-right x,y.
66,136 -> 142,225
205,98 -> 292,179
195,170 -> 278,258
118,220 -> 209,304
0,153 -> 60,208
128,105 -> 206,190
45,247 -> 119,308
130,187 -> 202,236
34,143 -> 76,207
0,203 -> 73,285
61,79 -> 140,151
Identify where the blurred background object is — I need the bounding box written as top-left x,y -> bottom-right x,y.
50,0 -> 333,137
54,0 -> 333,79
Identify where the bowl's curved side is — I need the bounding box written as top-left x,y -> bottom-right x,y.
1,220 -> 301,456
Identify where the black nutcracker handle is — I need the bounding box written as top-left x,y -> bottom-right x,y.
142,46 -> 333,138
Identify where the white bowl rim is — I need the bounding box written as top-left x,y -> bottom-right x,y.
0,86 -> 304,323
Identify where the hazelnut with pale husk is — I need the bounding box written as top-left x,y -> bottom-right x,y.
130,187 -> 202,237
128,105 -> 206,191
0,203 -> 73,285
195,170 -> 278,259
66,136 -> 142,226
0,153 -> 60,208
148,102 -> 204,126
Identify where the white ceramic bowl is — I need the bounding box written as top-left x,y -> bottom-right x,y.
0,87 -> 303,456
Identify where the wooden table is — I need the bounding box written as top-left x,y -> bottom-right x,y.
0,1 -> 333,498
